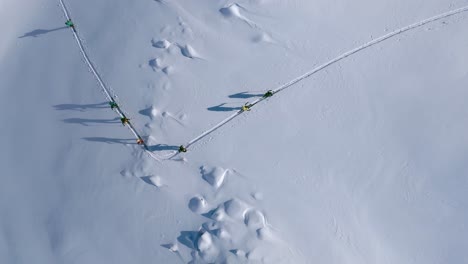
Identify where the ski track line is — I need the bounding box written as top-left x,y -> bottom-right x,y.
58,0 -> 161,162
171,5 -> 468,159
58,1 -> 468,161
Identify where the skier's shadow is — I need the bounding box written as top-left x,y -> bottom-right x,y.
82,137 -> 136,145
19,26 -> 68,38
147,144 -> 179,152
53,102 -> 108,111
62,117 -> 120,126
228,91 -> 263,99
138,107 -> 154,118
207,103 -> 241,112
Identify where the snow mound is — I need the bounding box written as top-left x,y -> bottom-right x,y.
161,243 -> 178,252
224,198 -> 250,220
252,32 -> 275,43
139,106 -> 159,119
251,192 -> 263,200
231,249 -> 246,257
162,66 -> 173,75
189,195 -> 208,213
219,4 -> 242,18
150,107 -> 158,117
197,232 -> 220,262
219,3 -> 257,27
171,167 -> 292,263
148,58 -> 163,70
151,39 -> 171,49
256,227 -> 274,241
244,209 -> 266,229
141,175 -> 164,188
210,206 -> 227,221
179,44 -> 200,59
200,166 -> 227,189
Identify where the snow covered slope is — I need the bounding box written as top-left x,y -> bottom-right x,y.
1,0 -> 468,263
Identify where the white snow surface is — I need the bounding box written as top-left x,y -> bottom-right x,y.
2,0 -> 468,263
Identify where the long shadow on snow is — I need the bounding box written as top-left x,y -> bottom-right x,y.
140,176 -> 157,186
138,107 -> 154,118
160,244 -> 186,264
177,231 -> 203,250
207,103 -> 241,112
147,144 -> 179,152
83,137 -> 136,145
53,102 -> 108,111
19,26 -> 68,38
228,91 -> 263,99
62,117 -> 119,126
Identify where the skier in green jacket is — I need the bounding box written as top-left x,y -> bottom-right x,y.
179,145 -> 187,153
263,90 -> 274,98
65,19 -> 75,29
109,101 -> 118,109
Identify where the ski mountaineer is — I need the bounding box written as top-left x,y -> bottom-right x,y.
241,103 -> 251,112
109,101 -> 118,109
65,19 -> 75,29
263,90 -> 274,98
178,145 -> 187,153
120,116 -> 130,125
136,137 -> 144,145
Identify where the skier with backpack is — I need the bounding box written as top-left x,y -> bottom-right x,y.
263,90 -> 274,98
120,116 -> 130,125
178,145 -> 187,153
109,101 -> 118,110
241,103 -> 251,112
65,19 -> 75,31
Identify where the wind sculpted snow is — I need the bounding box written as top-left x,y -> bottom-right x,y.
1,0 -> 468,263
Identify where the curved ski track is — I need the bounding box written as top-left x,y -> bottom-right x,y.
170,4 -> 468,159
58,0 -> 468,161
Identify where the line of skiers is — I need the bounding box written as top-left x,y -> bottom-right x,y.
108,90 -> 276,152
241,90 -> 274,112
179,91 -> 275,152
106,101 -> 146,146
65,19 -> 276,154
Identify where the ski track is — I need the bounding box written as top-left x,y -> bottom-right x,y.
58,0 -> 161,162
58,0 -> 468,161
171,4 -> 468,159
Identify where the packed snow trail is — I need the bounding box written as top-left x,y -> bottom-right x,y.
58,0 -> 160,161
169,5 -> 468,159
57,1 -> 468,161
271,5 -> 468,95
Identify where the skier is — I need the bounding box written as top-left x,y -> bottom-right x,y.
241,103 -> 251,112
263,90 -> 274,98
120,116 -> 130,125
179,145 -> 187,153
65,19 -> 75,30
109,101 -> 118,109
136,137 -> 144,145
